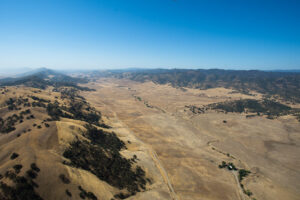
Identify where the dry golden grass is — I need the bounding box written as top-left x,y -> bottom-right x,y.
0,86 -> 172,200
80,78 -> 300,200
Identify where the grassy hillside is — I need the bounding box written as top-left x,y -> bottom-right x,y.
0,82 -> 149,199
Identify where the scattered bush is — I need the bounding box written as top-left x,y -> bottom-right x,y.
218,161 -> 237,171
66,189 -> 72,197
59,174 -> 70,184
26,169 -> 38,179
78,186 -> 97,200
245,189 -> 253,196
238,169 -> 251,182
30,163 -> 40,172
13,164 -> 23,174
10,153 -> 19,160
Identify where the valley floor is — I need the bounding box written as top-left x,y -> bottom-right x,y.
83,78 -> 300,200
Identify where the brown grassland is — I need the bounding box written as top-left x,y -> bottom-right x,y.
0,77 -> 299,200
82,78 -> 300,200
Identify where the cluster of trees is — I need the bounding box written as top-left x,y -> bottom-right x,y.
0,163 -> 42,200
78,186 -> 97,200
238,169 -> 253,197
63,125 -> 147,197
30,96 -> 50,103
0,109 -> 32,134
46,101 -> 67,121
46,100 -> 103,126
84,124 -> 124,151
67,101 -> 101,125
6,97 -> 30,111
206,99 -> 298,119
46,88 -> 109,128
218,161 -> 254,197
238,169 -> 251,182
185,105 -> 205,114
218,161 -> 237,171
59,174 -> 70,184
58,173 -> 97,199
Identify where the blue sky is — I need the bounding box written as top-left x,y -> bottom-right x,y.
0,0 -> 299,70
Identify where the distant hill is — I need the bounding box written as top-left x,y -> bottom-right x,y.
0,68 -> 90,90
107,69 -> 300,103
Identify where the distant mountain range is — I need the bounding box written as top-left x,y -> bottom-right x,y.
104,68 -> 300,103
0,68 -> 89,90
1,67 -> 300,102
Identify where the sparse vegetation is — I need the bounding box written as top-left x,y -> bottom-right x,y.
218,161 -> 255,198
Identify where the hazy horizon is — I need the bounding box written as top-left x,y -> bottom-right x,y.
1,66 -> 300,77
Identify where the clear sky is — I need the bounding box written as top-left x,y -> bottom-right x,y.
0,0 -> 299,70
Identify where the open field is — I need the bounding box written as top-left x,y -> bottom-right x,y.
82,78 -> 300,200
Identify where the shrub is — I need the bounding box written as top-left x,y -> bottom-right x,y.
66,189 -> 72,197
238,169 -> 251,182
30,163 -> 40,172
59,174 -> 70,184
78,186 -> 97,200
13,164 -> 23,174
26,169 -> 38,179
10,153 -> 19,160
